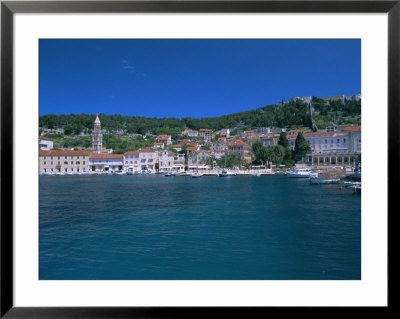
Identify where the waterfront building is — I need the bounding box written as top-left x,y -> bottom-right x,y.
228,140 -> 252,163
286,127 -> 361,166
139,147 -> 158,173
198,129 -> 214,142
159,150 -> 175,173
156,135 -> 172,146
89,154 -> 123,173
123,151 -> 140,173
39,136 -> 53,150
39,150 -> 91,174
173,154 -> 185,173
92,114 -> 103,154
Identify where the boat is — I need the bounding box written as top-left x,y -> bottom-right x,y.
191,172 -> 203,178
219,170 -> 236,177
252,173 -> 262,176
310,177 -> 341,184
352,185 -> 361,194
165,172 -> 176,177
286,168 -> 311,178
126,171 -> 133,175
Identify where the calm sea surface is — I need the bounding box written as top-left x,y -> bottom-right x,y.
39,174 -> 361,280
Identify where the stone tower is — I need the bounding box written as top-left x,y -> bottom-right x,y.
92,114 -> 103,154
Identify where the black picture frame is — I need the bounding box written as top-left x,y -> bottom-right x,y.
1,1 -> 395,317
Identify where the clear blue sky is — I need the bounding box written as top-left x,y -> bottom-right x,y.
39,39 -> 360,118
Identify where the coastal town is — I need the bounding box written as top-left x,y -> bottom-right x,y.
39,95 -> 361,181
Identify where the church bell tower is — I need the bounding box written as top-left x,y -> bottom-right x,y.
92,114 -> 103,154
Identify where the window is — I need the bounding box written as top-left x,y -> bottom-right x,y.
44,156 -> 46,160
51,156 -> 53,160
65,156 -> 67,159
51,161 -> 53,165
44,161 -> 46,165
76,161 -> 80,165
125,161 -> 128,164
64,161 -> 68,165
65,168 -> 67,172
337,139 -> 340,143
344,138 -> 346,143
83,161 -> 85,165
77,156 -> 79,159
58,156 -> 60,160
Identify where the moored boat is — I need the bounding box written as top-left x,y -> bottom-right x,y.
286,168 -> 311,178
191,172 -> 203,178
219,170 -> 236,177
165,172 -> 176,177
310,177 -> 341,184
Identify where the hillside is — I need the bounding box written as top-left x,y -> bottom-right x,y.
39,95 -> 361,138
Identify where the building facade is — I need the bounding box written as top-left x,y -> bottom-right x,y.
139,148 -> 158,173
228,140 -> 252,163
39,150 -> 91,174
123,151 -> 140,173
39,136 -> 54,150
89,154 -> 123,172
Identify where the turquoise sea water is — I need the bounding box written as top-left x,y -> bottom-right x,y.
39,174 -> 361,280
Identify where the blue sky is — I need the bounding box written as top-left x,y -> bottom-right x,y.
39,39 -> 360,118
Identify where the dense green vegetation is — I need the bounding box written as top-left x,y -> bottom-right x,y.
39,97 -> 361,137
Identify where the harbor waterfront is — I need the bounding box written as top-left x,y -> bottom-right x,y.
39,174 -> 361,280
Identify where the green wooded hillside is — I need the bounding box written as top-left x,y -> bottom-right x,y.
39,97 -> 361,137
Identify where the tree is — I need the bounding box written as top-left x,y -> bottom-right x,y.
278,132 -> 289,148
293,132 -> 311,162
270,145 -> 285,167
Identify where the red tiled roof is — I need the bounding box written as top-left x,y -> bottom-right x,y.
199,128 -> 212,132
140,147 -> 156,152
39,136 -> 53,141
90,154 -> 123,159
39,150 -> 91,156
186,146 -> 198,151
171,144 -> 183,148
124,151 -> 139,155
229,140 -> 249,147
344,126 -> 361,132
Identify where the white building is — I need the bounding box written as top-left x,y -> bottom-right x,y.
198,129 -> 214,142
183,129 -> 198,137
123,151 -> 140,173
39,136 -> 54,150
89,154 -> 123,173
156,135 -> 172,146
39,150 -> 91,174
139,147 -> 158,173
159,150 -> 175,173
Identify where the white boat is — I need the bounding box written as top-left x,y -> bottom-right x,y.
286,168 -> 311,178
310,177 -> 341,184
191,172 -> 203,178
219,170 -> 236,177
165,172 -> 176,177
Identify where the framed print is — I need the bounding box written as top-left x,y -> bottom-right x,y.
1,0 -> 396,317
